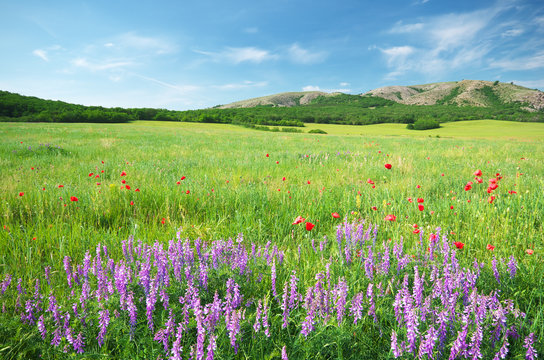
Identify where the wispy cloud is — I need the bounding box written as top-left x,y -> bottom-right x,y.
510,79 -> 544,89
302,85 -> 350,93
133,74 -> 200,92
489,51 -> 544,71
212,80 -> 268,90
32,49 -> 48,61
288,44 -> 328,64
72,58 -> 134,71
376,2 -> 534,79
195,47 -> 275,64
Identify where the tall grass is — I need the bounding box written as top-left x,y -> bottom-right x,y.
0,121 -> 542,358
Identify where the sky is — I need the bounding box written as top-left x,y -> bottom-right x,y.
1,0 -> 543,110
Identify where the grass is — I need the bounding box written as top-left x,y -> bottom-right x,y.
0,120 -> 543,358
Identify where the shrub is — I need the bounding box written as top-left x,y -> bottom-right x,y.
308,129 -> 327,134
411,117 -> 440,130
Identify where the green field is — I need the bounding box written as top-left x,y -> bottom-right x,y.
0,120 -> 542,359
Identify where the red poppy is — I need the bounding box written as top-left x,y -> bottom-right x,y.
508,190 -> 517,195
181,176 -> 186,180
384,164 -> 392,169
487,244 -> 495,251
473,169 -> 482,176
384,214 -> 396,221
307,180 -> 311,184
371,206 -> 378,211
526,249 -> 534,255
488,196 -> 495,204
121,171 -> 127,176
31,167 -> 34,170
464,184 -> 472,191
417,198 -> 424,203
367,179 -> 374,185
282,177 -> 286,181
276,161 -> 279,164
58,185 -> 64,188
489,183 -> 498,191
96,183 -> 101,186
305,222 -> 315,231
121,180 -> 126,184
70,196 -> 78,202
266,154 -> 269,157
416,185 -> 421,189
19,192 -> 24,196
125,185 -> 131,190
418,204 -> 424,211
407,197 -> 413,203
292,216 -> 305,225
161,218 -> 166,224
95,175 -> 100,178
331,212 -> 340,219
135,188 -> 140,192
454,242 -> 464,249
89,173 -> 94,177
186,190 -> 190,194
450,205 -> 454,209
413,229 -> 420,234
130,201 -> 134,206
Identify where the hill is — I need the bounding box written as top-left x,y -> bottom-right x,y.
216,91 -> 334,108
364,80 -> 544,111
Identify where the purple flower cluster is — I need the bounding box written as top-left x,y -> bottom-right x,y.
0,221 -> 538,358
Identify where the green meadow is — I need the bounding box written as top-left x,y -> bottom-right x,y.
0,120 -> 543,358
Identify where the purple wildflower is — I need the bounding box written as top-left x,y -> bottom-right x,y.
507,255 -> 517,279
492,256 -> 500,284
334,278 -> 348,326
206,334 -> 217,360
282,345 -> 288,360
73,332 -> 85,354
51,326 -> 62,347
254,299 -> 262,333
271,259 -> 278,299
391,330 -> 403,358
37,314 -> 47,340
262,299 -> 270,337
97,309 -> 110,348
349,292 -> 364,325
523,333 -> 538,360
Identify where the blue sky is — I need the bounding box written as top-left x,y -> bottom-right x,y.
1,0 -> 543,110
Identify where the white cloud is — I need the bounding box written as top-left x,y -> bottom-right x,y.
244,27 -> 259,34
501,28 -> 524,37
302,85 -> 350,93
288,44 -> 328,64
33,49 -> 48,61
510,79 -> 544,89
212,80 -> 268,90
390,22 -> 424,33
195,47 -> 274,64
489,51 -> 544,70
72,58 -> 134,71
340,82 -> 350,87
114,32 -> 177,54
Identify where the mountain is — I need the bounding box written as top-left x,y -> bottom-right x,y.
218,80 -> 544,112
216,91 -> 339,109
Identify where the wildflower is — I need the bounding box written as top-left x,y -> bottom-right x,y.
125,185 -> 131,190
473,169 -> 482,176
371,206 -> 378,211
464,183 -> 472,191
418,204 -> 424,211
121,179 -> 126,184
121,171 -> 127,176
19,192 -> 24,196
384,163 -> 392,169
487,244 -> 495,251
417,198 -> 424,203
135,188 -> 140,192
292,216 -> 305,225
282,177 -> 286,181
523,333 -> 537,360
181,176 -> 186,180
384,214 -> 396,221
367,178 -> 374,185
161,218 -> 165,224
70,196 -> 78,202
488,196 -> 495,204
454,242 -> 464,249
526,249 -> 534,255
186,190 -> 190,194
282,346 -> 288,360
331,212 -> 340,219
58,185 -> 64,188
130,201 -> 134,206
266,154 -> 269,157
88,173 -> 93,177
305,222 -> 315,231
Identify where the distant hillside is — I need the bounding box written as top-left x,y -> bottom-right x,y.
365,80 -> 544,111
216,91 -> 336,108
